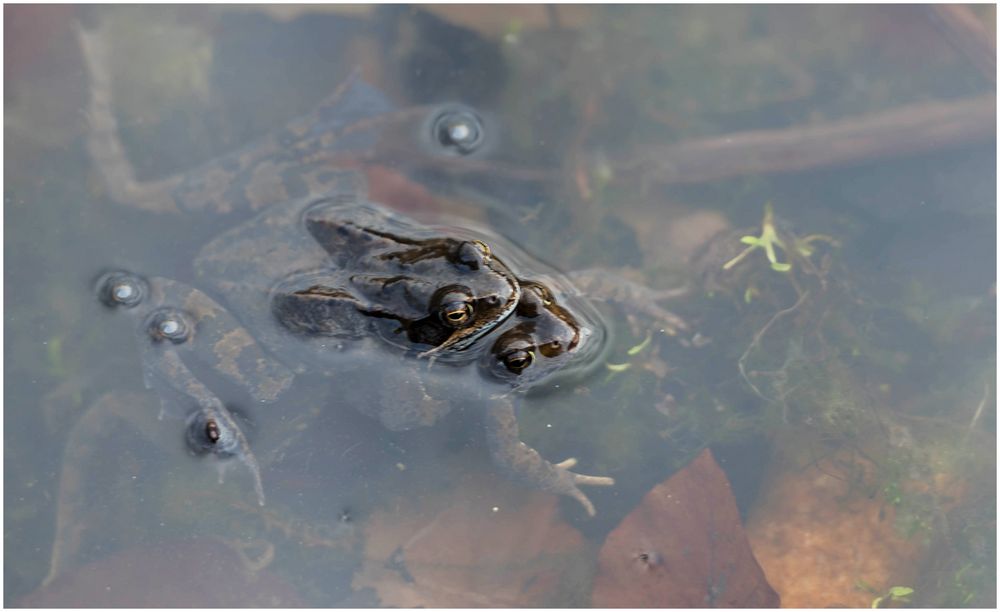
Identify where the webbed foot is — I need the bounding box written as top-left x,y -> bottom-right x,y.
569,267 -> 690,335
485,399 -> 614,516
552,458 -> 616,516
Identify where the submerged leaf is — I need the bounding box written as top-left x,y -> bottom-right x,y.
353,471 -> 587,607
591,449 -> 779,607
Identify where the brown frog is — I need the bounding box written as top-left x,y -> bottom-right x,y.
69,21 -> 616,519
94,183 -> 615,512
47,21 -> 700,587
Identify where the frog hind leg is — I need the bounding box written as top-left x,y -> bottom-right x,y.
76,21 -> 391,217
483,397 -> 614,517
142,347 -> 266,507
75,23 -> 183,214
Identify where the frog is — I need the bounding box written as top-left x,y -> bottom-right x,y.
91,179 -> 614,506
46,19 -> 704,581
48,21 -> 694,583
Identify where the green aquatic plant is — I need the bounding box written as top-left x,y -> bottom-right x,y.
723,202 -> 838,274
604,331 -> 654,376
723,202 -> 792,272
870,585 -> 914,608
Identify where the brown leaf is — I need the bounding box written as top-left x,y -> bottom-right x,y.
591,449 -> 779,607
353,471 -> 587,607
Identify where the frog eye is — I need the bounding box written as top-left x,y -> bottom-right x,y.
490,331 -> 537,377
430,108 -> 485,156
205,419 -> 222,444
432,287 -> 476,328
185,411 -> 239,457
440,299 -> 474,327
96,270 -> 147,308
501,348 -> 535,373
146,308 -> 193,344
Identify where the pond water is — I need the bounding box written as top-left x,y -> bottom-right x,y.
5,5 -> 996,607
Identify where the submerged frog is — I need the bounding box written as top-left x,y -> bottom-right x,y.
48,21 -> 698,586
62,19 -> 623,520
94,182 -> 614,513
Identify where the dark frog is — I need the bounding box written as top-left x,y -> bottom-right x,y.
73,22 -> 619,517
97,188 -> 612,515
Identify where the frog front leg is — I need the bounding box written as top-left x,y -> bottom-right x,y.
142,345 -> 266,507
483,397 -> 614,517
97,272 -> 294,502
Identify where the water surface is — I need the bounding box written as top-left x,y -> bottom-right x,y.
5,5 -> 995,607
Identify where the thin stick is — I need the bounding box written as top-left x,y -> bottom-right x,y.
619,95 -> 996,186
966,379 -> 992,436
927,5 -> 996,83
738,289 -> 810,408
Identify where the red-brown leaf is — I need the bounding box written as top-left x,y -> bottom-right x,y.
591,448 -> 779,608
353,471 -> 587,607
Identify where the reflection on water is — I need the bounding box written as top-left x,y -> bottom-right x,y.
5,4 -> 996,607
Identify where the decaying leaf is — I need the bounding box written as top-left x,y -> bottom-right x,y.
591,449 -> 779,607
353,471 -> 588,607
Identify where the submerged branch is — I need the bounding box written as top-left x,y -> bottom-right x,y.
926,4 -> 996,83
618,95 -> 996,186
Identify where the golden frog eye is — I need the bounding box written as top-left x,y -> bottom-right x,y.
440,301 -> 474,327
502,348 -> 534,373
432,286 -> 477,328
205,418 -> 221,444
185,411 -> 238,456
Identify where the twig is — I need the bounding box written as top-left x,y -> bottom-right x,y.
965,378 -> 992,439
618,95 -> 996,186
737,289 -> 810,409
926,4 -> 996,83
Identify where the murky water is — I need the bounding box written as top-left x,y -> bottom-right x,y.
6,5 -> 995,607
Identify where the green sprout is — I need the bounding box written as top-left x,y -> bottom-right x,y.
627,331 -> 653,356
723,202 -> 838,273
605,332 -> 654,376
46,336 -> 67,379
871,586 -> 915,608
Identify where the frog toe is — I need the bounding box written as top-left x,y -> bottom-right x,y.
558,464 -> 615,516
572,472 -> 615,487
569,489 -> 597,517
